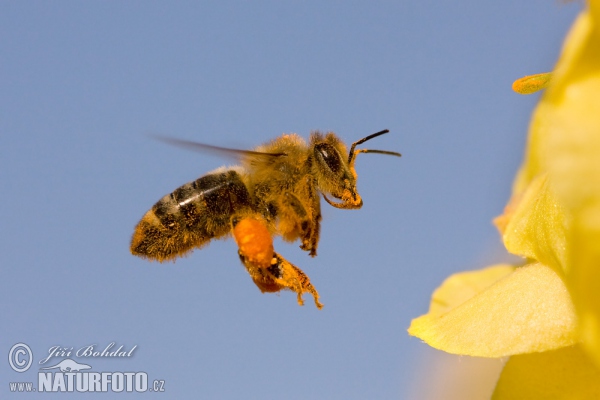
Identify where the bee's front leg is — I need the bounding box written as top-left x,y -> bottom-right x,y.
278,176 -> 321,257
296,175 -> 321,257
232,216 -> 323,309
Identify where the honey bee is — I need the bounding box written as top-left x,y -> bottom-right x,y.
131,129 -> 401,309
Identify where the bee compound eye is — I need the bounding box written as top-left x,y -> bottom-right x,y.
315,143 -> 342,174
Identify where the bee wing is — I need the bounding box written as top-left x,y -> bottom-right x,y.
150,135 -> 287,161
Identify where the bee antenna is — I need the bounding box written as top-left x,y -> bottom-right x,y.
348,129 -> 401,164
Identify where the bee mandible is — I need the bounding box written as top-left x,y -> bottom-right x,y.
130,129 -> 401,309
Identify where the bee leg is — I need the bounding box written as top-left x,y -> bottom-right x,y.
271,252 -> 323,309
297,175 -> 321,257
279,192 -> 314,254
302,200 -> 321,257
233,216 -> 323,309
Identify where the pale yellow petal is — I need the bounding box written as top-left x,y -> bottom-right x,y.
428,264 -> 515,316
492,345 -> 600,400
540,11 -> 600,227
522,5 -> 600,365
408,263 -> 577,357
514,11 -> 595,192
570,215 -> 600,366
501,174 -> 569,273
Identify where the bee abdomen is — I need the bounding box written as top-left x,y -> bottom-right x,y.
131,169 -> 252,262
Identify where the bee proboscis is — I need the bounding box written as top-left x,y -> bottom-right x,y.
131,129 -> 401,309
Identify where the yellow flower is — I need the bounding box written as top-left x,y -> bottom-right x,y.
409,2 -> 600,396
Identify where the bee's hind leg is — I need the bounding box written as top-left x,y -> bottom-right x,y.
232,216 -> 323,309
272,252 -> 323,309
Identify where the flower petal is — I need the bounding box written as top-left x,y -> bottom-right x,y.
513,11 -> 595,192
427,264 -> 515,316
408,263 -> 578,357
521,5 -> 600,365
492,345 -> 600,399
570,217 -> 600,366
501,174 -> 569,273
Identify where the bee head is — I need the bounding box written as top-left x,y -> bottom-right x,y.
312,130 -> 401,210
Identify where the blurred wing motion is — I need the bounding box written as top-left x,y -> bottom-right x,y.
149,135 -> 288,160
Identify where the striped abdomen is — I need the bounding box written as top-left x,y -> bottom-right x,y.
131,169 -> 252,262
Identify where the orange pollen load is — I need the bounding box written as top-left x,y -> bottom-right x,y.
232,218 -> 274,268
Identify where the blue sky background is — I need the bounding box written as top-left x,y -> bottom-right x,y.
0,1 -> 582,398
